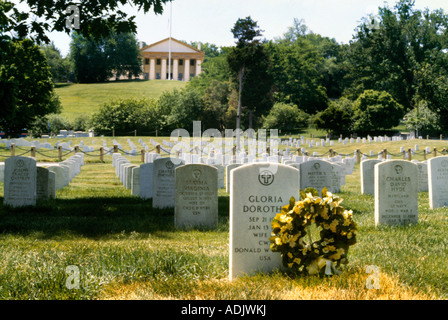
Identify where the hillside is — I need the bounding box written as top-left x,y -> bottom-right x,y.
55,80 -> 187,121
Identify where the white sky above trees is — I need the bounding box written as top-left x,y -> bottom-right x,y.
37,0 -> 448,56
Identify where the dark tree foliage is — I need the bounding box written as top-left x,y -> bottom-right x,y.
0,39 -> 61,135
70,31 -> 142,83
346,0 -> 448,118
227,17 -> 274,129
0,0 -> 171,44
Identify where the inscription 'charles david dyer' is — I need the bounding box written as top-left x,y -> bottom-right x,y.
374,161 -> 418,226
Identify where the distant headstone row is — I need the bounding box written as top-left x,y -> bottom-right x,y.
116,153 -> 354,203
1,154 -> 84,207
113,154 -> 218,228
359,157 -> 448,227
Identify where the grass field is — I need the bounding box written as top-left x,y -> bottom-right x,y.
0,136 -> 448,300
54,80 -> 187,121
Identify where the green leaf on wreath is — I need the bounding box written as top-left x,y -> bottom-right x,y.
289,196 -> 296,209
304,187 -> 319,197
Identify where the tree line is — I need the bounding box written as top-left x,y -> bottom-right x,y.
190,0 -> 448,137
2,0 -> 448,137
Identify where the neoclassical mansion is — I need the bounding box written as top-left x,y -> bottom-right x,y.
140,38 -> 205,81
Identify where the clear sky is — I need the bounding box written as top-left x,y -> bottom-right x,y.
43,0 -> 448,57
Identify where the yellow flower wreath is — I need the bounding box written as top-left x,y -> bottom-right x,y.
269,188 -> 357,276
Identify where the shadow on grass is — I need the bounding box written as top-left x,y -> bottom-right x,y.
54,82 -> 74,88
0,195 -> 230,239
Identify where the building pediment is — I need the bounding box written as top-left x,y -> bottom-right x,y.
141,38 -> 202,54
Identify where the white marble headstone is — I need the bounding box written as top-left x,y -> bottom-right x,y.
374,160 -> 418,226
175,164 -> 218,228
36,167 -> 50,200
4,156 -> 37,207
299,159 -> 335,194
361,159 -> 382,195
428,156 -> 448,208
415,162 -> 428,193
131,167 -> 140,197
152,157 -> 185,208
139,163 -> 154,199
225,163 -> 242,192
229,163 -> 299,281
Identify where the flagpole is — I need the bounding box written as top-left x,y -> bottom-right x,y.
168,1 -> 172,80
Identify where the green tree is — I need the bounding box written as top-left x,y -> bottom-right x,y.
280,18 -> 350,100
90,98 -> 159,135
266,37 -> 328,114
0,39 -> 61,135
200,80 -> 232,131
156,88 -> 205,134
189,42 -> 222,62
30,113 -> 69,137
0,0 -> 171,44
261,102 -> 309,133
352,90 -> 404,134
40,42 -> 72,82
70,31 -> 142,83
227,17 -> 274,130
107,32 -> 143,79
403,101 -> 442,137
312,98 -> 354,137
188,46 -> 233,94
346,0 -> 448,122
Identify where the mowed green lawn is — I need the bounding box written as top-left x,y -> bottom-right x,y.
0,137 -> 448,300
55,80 -> 187,121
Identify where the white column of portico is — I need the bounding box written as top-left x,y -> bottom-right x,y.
184,59 -> 190,81
173,59 -> 179,81
149,58 -> 156,80
161,58 -> 167,80
195,59 -> 202,77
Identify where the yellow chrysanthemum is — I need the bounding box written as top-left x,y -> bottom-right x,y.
271,220 -> 281,230
320,206 -> 329,220
279,215 -> 293,224
328,248 -> 345,260
329,219 -> 339,233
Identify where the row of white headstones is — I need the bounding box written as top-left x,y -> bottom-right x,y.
113,153 -> 448,280
1,154 -> 84,207
3,153 -> 446,280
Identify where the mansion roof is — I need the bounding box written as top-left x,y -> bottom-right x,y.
140,38 -> 204,60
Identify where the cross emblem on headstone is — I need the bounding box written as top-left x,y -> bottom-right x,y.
258,170 -> 274,186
